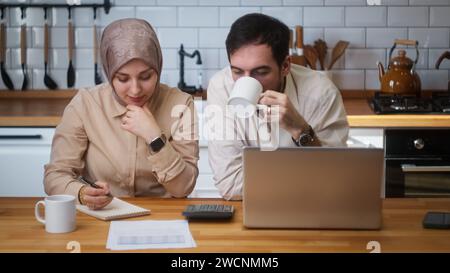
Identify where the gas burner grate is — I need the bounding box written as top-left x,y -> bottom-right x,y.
432,92 -> 450,113
371,93 -> 434,114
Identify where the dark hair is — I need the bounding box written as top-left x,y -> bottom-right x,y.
225,13 -> 290,67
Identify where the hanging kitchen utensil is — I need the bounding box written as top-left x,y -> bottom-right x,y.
435,51 -> 450,70
303,45 -> 318,70
435,51 -> 450,92
291,26 -> 306,66
288,29 -> 294,56
67,7 -> 75,88
0,8 -> 14,90
93,7 -> 102,85
20,7 -> 28,91
314,39 -> 327,71
43,8 -> 57,90
327,40 -> 349,70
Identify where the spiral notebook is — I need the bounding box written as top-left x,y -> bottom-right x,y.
77,198 -> 151,221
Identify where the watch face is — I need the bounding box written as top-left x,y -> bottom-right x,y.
299,134 -> 312,146
150,137 -> 165,153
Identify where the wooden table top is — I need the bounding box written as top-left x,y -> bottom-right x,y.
1,197 -> 449,253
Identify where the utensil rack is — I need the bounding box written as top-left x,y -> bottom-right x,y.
0,0 -> 112,14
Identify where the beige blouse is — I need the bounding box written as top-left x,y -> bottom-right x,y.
44,83 -> 199,202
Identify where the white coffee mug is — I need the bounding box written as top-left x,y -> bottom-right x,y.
227,76 -> 279,150
227,76 -> 263,118
35,195 -> 76,233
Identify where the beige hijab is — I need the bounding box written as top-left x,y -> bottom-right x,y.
100,18 -> 163,90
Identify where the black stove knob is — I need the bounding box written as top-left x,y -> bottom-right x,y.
413,138 -> 425,150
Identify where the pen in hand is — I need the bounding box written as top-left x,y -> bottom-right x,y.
78,176 -> 113,198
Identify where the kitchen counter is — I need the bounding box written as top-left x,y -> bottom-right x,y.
344,99 -> 450,127
1,90 -> 450,127
1,197 -> 450,252
0,91 -> 72,127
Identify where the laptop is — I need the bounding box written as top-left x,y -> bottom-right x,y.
243,147 -> 383,229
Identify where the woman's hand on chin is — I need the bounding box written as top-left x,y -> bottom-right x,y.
121,104 -> 162,143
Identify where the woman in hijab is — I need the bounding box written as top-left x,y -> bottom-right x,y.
44,19 -> 199,210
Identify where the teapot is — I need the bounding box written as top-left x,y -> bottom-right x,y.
377,39 -> 421,96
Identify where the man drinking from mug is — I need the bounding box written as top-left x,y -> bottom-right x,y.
207,13 -> 349,200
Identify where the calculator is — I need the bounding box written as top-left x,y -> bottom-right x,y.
182,204 -> 234,220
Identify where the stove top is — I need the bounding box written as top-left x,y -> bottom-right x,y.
371,92 -> 450,114
432,93 -> 450,113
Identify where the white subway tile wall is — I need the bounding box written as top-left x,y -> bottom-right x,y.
345,7 -> 387,27
304,7 -> 345,27
388,6 -> 429,27
0,0 -> 449,91
219,7 -> 260,26
324,28 -> 366,48
303,28 -> 324,45
366,28 -> 407,48
135,7 -> 177,27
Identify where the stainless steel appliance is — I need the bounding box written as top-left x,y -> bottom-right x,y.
385,128 -> 450,197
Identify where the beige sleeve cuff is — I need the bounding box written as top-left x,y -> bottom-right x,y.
147,142 -> 186,184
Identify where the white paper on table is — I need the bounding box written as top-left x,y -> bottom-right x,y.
106,220 -> 196,250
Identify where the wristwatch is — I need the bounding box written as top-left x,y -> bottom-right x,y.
292,125 -> 315,147
148,133 -> 167,154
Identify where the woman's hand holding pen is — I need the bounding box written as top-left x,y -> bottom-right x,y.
79,181 -> 113,210
121,105 -> 162,144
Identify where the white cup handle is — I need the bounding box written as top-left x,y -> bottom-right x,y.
35,200 -> 46,225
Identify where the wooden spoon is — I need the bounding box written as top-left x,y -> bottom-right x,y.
304,45 -> 318,70
328,40 -> 349,70
314,39 -> 327,70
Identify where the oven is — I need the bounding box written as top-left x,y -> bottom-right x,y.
385,128 -> 450,197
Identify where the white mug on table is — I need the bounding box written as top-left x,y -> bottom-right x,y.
35,195 -> 76,233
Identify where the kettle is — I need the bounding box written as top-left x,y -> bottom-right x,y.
377,39 -> 421,96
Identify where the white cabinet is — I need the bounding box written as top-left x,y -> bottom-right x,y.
190,100 -> 221,198
348,128 -> 384,148
0,127 -> 54,197
189,147 -> 220,198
